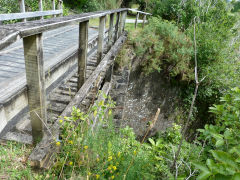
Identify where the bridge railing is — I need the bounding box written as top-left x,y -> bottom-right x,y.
0,8 -> 151,143
0,0 -> 63,23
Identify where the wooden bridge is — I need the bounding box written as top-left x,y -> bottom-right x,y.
0,0 -> 151,167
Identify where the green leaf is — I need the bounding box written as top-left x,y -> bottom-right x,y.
210,150 -> 238,170
232,173 -> 240,180
196,171 -> 211,180
216,139 -> 225,147
148,138 -> 155,146
193,162 -> 211,174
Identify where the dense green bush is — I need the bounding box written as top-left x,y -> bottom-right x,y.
194,88 -> 240,179
133,17 -> 194,81
63,0 -> 122,12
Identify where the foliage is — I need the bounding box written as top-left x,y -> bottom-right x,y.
194,88 -> 240,179
133,17 -> 194,81
48,92 -> 156,179
63,0 -> 122,12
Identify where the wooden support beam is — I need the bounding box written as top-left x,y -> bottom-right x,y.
39,0 -> 43,20
78,20 -> 89,90
142,14 -> 146,28
108,13 -> 114,50
114,12 -> 120,42
23,33 -> 47,144
97,16 -> 106,65
135,12 -> 139,29
19,0 -> 26,22
120,11 -> 127,33
118,12 -> 123,38
52,0 -> 56,18
58,0 -> 63,17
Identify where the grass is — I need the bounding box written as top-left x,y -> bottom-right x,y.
0,141 -> 34,179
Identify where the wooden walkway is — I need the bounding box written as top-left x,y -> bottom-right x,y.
0,25 -> 98,83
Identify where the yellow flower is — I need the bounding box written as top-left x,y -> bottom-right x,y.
84,145 -> 88,150
88,172 -> 91,176
117,152 -> 121,157
96,158 -> 100,162
96,174 -> 100,179
111,175 -> 115,179
112,166 -> 117,171
68,140 -> 73,144
133,150 -> 137,155
108,156 -> 112,161
59,119 -> 63,123
56,141 -> 61,146
108,166 -> 112,170
69,161 -> 73,166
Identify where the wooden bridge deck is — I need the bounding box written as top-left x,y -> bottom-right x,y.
0,25 -> 98,83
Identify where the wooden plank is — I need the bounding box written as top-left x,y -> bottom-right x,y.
0,10 -> 63,21
97,16 -> 106,65
114,12 -> 120,42
58,0 -> 63,17
129,8 -> 152,15
108,13 -> 114,50
78,20 -> 89,90
0,8 -> 131,50
135,12 -> 139,29
23,33 -> 47,144
142,14 -> 146,28
52,0 -> 56,18
120,11 -> 127,35
19,0 -> 26,22
39,0 -> 44,20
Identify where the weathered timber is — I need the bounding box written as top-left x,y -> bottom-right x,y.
0,8 -> 128,51
23,33 -> 47,144
135,12 -> 139,29
78,20 -> 89,90
117,12 -> 122,38
0,10 -> 63,22
129,8 -> 152,15
142,14 -> 146,28
114,12 -> 120,42
120,11 -> 127,34
58,0 -> 63,17
39,0 -> 44,20
19,0 -> 26,22
28,32 -> 128,168
52,0 -> 56,18
108,13 -> 114,50
91,82 -> 111,131
97,16 -> 106,64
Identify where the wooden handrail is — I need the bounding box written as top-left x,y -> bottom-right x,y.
0,7 -> 151,143
129,8 -> 152,15
0,10 -> 63,21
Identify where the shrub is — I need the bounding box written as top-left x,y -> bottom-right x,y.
133,17 -> 194,81
194,88 -> 240,179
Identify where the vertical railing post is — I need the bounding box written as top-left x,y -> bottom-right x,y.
117,12 -> 123,38
135,12 -> 139,29
142,14 -> 146,28
97,16 -> 106,65
23,33 -> 47,144
19,0 -> 26,22
114,12 -> 120,42
78,20 -> 89,90
108,13 -> 114,50
58,0 -> 63,17
52,0 -> 56,18
39,0 -> 43,20
120,10 -> 127,34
